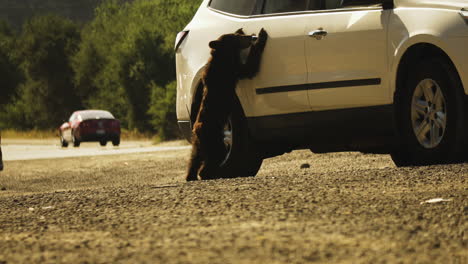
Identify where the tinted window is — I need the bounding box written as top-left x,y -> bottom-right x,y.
263,0 -> 308,14
324,0 -> 343,9
209,0 -> 257,15
337,0 -> 382,8
79,111 -> 115,120
308,0 -> 323,10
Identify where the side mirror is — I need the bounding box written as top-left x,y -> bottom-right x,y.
382,0 -> 394,10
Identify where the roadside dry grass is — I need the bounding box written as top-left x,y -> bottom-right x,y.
0,129 -> 173,142
1,129 -> 58,139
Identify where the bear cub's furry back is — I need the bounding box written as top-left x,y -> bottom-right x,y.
186,28 -> 268,181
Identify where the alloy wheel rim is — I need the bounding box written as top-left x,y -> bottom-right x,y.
221,117 -> 233,165
411,78 -> 447,149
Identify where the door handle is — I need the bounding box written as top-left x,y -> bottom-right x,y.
309,29 -> 328,40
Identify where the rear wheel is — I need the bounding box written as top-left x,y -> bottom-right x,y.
217,98 -> 263,178
100,140 -> 107,147
112,137 -> 120,146
0,136 -> 3,171
60,134 -> 69,148
72,131 -> 80,147
391,57 -> 467,166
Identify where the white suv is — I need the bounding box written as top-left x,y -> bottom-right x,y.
176,0 -> 468,174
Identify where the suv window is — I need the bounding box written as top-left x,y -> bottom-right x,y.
308,0 -> 323,10
344,0 -> 382,7
263,0 -> 308,14
209,0 -> 257,15
324,0 -> 343,9
326,0 -> 382,9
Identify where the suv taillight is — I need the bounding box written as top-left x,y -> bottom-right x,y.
175,30 -> 189,51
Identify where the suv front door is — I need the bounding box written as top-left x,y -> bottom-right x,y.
238,0 -> 311,118
305,0 -> 391,110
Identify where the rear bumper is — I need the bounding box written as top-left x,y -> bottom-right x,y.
178,121 -> 192,143
79,132 -> 120,142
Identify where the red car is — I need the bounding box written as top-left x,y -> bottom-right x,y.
59,110 -> 121,147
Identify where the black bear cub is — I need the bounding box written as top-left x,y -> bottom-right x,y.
186,28 -> 268,181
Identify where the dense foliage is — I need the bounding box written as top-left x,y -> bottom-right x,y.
6,15 -> 81,129
0,0 -> 105,31
0,21 -> 22,107
0,0 -> 201,139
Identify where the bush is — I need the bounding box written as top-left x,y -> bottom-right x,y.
148,81 -> 180,140
73,0 -> 200,133
0,20 -> 23,108
2,15 -> 82,129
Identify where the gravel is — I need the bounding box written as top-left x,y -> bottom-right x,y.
0,147 -> 466,263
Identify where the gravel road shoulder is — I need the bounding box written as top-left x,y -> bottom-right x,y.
0,147 -> 466,263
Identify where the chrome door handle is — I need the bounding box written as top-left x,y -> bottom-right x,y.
309,29 -> 328,40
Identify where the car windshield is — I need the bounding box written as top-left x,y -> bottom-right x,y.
78,110 -> 115,120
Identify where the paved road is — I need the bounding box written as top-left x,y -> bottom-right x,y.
1,139 -> 190,161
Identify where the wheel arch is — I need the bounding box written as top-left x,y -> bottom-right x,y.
393,42 -> 463,102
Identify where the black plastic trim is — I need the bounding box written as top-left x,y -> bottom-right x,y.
247,104 -> 395,153
256,78 -> 381,94
382,0 -> 394,10
79,133 -> 120,142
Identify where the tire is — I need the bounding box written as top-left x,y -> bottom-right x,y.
0,145 -> 3,171
100,140 -> 107,147
60,134 -> 69,148
216,97 -> 263,178
72,131 -> 80,147
391,57 -> 467,166
112,137 -> 120,146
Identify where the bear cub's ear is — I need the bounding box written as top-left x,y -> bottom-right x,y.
209,40 -> 220,50
235,28 -> 245,35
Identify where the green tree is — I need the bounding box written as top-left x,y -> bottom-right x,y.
0,20 -> 23,107
73,0 -> 133,129
148,81 -> 179,140
120,30 -> 173,131
13,15 -> 81,129
1,0 -> 202,134
73,0 -> 200,134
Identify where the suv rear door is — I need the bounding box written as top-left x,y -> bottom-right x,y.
305,0 -> 391,110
